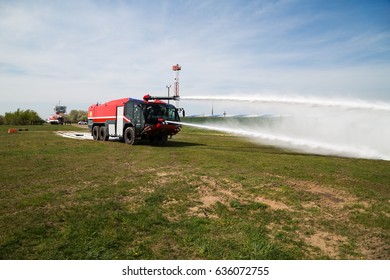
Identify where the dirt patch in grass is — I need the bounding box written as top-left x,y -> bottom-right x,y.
185,174 -> 295,214
156,171 -> 179,185
302,231 -> 348,259
187,176 -> 236,219
254,196 -> 291,211
358,229 -> 390,259
162,198 -> 183,222
288,178 -> 358,209
184,175 -> 294,220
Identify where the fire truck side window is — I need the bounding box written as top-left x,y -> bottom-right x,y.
168,108 -> 176,120
164,106 -> 179,121
126,101 -> 134,118
133,102 -> 145,126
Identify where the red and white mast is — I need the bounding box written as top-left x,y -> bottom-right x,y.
172,64 -> 181,99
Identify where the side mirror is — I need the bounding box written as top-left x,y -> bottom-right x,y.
177,108 -> 185,117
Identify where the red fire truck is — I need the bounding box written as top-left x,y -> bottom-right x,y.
87,95 -> 183,145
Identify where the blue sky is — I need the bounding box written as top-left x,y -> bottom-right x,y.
0,0 -> 389,117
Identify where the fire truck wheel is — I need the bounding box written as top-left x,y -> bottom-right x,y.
92,126 -> 99,140
124,127 -> 136,145
156,133 -> 168,145
99,126 -> 109,141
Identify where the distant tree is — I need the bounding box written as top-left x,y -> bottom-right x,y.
0,115 -> 4,125
68,110 -> 78,123
68,110 -> 88,123
4,109 -> 43,125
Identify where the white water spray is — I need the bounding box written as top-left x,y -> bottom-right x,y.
182,95 -> 390,112
176,95 -> 390,160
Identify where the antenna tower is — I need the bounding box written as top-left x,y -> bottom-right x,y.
172,64 -> 181,98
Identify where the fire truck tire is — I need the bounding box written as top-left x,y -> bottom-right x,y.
99,126 -> 109,141
92,126 -> 99,140
156,133 -> 168,145
124,127 -> 136,145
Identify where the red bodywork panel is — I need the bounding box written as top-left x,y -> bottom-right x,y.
88,98 -> 129,123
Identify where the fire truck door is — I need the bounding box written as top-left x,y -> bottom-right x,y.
133,103 -> 145,133
116,106 -> 124,137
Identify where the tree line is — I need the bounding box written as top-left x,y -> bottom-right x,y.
0,109 -> 44,125
0,109 -> 88,125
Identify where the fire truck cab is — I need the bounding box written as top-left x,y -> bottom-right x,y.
88,97 -> 181,145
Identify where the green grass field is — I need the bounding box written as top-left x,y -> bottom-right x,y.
0,124 -> 389,259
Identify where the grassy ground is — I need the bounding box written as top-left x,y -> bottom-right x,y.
0,124 -> 389,259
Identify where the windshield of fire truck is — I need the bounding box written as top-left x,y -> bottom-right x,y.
149,104 -> 179,121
